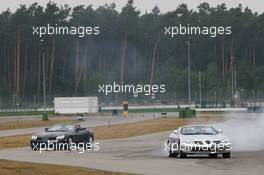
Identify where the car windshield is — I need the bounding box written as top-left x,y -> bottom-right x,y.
47,125 -> 75,132
181,126 -> 218,135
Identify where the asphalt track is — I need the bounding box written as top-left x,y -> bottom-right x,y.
0,131 -> 263,175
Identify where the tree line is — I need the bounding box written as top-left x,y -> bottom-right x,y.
0,0 -> 264,103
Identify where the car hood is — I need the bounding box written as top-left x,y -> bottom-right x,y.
33,131 -> 70,137
180,134 -> 227,142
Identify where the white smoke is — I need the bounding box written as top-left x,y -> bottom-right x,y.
214,112 -> 264,151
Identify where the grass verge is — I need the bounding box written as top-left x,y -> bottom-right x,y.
101,108 -> 183,113
0,135 -> 31,149
94,118 -> 190,139
0,117 -> 77,131
0,111 -> 54,116
93,116 -> 222,139
0,159 -> 133,175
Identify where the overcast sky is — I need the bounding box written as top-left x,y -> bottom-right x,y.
1,0 -> 263,14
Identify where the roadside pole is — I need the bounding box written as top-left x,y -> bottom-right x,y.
186,38 -> 191,108
41,39 -> 48,121
199,71 -> 202,108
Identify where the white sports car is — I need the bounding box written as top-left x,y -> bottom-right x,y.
166,125 -> 231,158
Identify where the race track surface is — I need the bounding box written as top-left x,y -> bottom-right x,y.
0,131 -> 263,175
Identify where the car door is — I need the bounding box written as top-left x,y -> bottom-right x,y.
72,126 -> 83,143
80,128 -> 91,143
77,125 -> 90,143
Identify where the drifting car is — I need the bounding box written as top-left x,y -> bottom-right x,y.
166,125 -> 231,158
30,124 -> 94,151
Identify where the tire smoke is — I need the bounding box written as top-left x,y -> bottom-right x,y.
214,113 -> 264,151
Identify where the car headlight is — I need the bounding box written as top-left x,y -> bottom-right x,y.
220,139 -> 230,144
32,135 -> 37,140
56,135 -> 65,140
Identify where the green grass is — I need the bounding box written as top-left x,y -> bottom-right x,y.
101,108 -> 184,113
0,117 -> 76,131
0,107 -> 187,116
0,111 -> 54,116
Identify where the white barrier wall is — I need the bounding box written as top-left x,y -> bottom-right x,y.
54,97 -> 98,114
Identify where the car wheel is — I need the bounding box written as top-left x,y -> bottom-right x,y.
178,141 -> 187,159
67,138 -> 73,150
167,140 -> 177,157
179,150 -> 187,158
168,149 -> 178,157
88,136 -> 94,144
209,153 -> 218,158
87,136 -> 94,150
223,152 -> 231,158
168,142 -> 177,157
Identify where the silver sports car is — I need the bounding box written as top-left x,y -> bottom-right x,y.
166,125 -> 231,158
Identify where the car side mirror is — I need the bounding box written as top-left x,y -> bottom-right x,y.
218,130 -> 222,133
45,128 -> 48,132
75,128 -> 79,132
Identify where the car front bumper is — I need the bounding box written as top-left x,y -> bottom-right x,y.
180,143 -> 231,154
